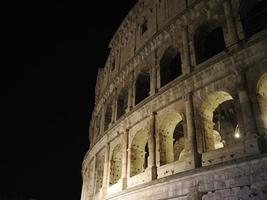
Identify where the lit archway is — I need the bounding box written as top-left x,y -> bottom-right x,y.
200,91 -> 239,151
130,129 -> 149,177
109,144 -> 122,185
158,112 -> 185,166
240,0 -> 267,38
194,22 -> 226,64
160,47 -> 182,87
257,72 -> 267,132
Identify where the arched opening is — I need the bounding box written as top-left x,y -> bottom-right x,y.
130,129 -> 149,177
104,103 -> 112,131
257,72 -> 267,132
109,144 -> 122,185
117,88 -> 128,119
135,71 -> 150,105
158,112 -> 185,166
200,91 -> 240,152
194,23 -> 226,64
160,47 -> 182,87
240,0 -> 267,38
95,154 -> 105,193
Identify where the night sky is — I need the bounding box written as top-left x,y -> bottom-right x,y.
0,0 -> 137,199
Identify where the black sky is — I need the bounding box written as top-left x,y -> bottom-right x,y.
0,0 -> 137,199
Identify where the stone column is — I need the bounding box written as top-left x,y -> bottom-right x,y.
185,93 -> 201,168
236,71 -> 260,154
90,156 -> 97,197
112,90 -> 117,123
223,0 -> 239,47
127,146 -> 131,179
155,121 -> 161,167
81,173 -> 87,200
132,80 -> 136,107
156,64 -> 161,90
182,24 -> 192,74
100,108 -> 105,135
121,129 -> 129,189
150,66 -> 157,95
148,112 -> 157,180
237,71 -> 257,136
88,157 -> 96,200
127,71 -> 134,111
131,70 -> 136,107
102,144 -> 110,197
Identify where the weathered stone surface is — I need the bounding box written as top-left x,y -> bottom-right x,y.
81,0 -> 267,199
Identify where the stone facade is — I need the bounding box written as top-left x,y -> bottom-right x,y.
81,0 -> 267,199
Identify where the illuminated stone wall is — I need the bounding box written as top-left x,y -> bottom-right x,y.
81,0 -> 267,199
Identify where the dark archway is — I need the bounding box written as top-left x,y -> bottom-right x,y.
240,0 -> 267,38
173,121 -> 185,162
194,23 -> 226,64
117,88 -> 128,119
143,143 -> 149,170
160,47 -> 182,87
135,71 -> 150,105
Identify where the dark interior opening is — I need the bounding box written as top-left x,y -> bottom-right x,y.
194,25 -> 226,64
160,48 -> 182,87
213,99 -> 238,146
135,72 -> 150,105
143,142 -> 149,170
117,89 -> 128,119
104,104 -> 112,131
173,121 -> 184,145
241,0 -> 267,38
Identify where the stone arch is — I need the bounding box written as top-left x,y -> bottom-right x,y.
95,154 -> 105,193
104,102 -> 112,131
158,112 -> 185,165
135,69 -> 150,105
240,0 -> 267,38
117,88 -> 128,120
200,91 -> 239,152
257,72 -> 267,133
160,46 -> 182,87
194,21 -> 226,65
130,129 -> 149,177
109,144 -> 122,185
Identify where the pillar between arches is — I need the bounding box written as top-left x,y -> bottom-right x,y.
102,144 -> 110,197
184,92 -> 201,169
148,112 -> 157,180
223,0 -> 239,48
236,70 -> 260,154
121,130 -> 129,190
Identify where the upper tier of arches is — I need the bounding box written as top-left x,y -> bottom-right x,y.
90,0 -> 267,147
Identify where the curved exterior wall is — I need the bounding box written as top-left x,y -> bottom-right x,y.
81,0 -> 267,199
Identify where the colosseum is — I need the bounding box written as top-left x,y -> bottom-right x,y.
80,0 -> 267,199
